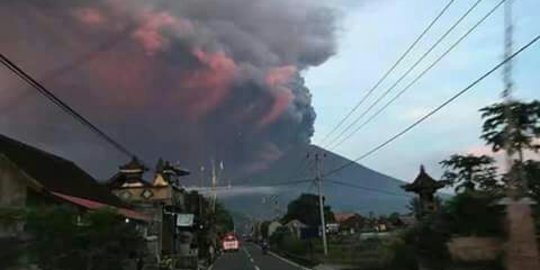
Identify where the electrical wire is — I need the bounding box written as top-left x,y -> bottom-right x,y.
1,53 -> 136,158
330,0 -> 507,150
319,0 -> 457,145
326,179 -> 413,198
325,0 -> 486,149
1,24 -> 136,114
323,33 -> 540,178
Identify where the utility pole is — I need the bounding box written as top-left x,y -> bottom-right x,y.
315,152 -> 328,256
500,1 -> 540,269
211,160 -> 217,213
199,166 -> 204,218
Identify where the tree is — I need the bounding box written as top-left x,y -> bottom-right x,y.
440,154 -> 498,193
480,101 -> 540,161
15,206 -> 146,270
407,197 -> 422,219
282,193 -> 334,227
523,160 -> 540,200
213,201 -> 234,234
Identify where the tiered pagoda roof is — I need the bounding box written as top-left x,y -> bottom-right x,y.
402,165 -> 447,193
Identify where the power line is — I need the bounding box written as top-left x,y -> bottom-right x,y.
323,33 -> 540,178
195,178 -> 314,190
330,0 -> 506,150
326,179 -> 413,198
1,24 -> 136,114
319,0 -> 456,146
0,53 -> 136,158
325,0 -> 485,149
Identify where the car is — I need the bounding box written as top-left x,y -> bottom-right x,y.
222,233 -> 240,252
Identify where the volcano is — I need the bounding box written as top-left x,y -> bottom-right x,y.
216,144 -> 412,219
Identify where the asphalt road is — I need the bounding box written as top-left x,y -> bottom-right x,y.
212,243 -> 305,270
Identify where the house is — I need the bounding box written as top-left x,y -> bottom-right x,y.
284,219 -> 308,239
106,157 -> 190,257
267,221 -> 282,238
0,134 -> 148,238
334,213 -> 365,235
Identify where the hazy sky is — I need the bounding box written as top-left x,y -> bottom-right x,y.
307,0 -> 540,181
1,0 -> 538,185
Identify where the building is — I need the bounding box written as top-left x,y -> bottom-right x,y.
284,219 -> 307,238
0,134 -> 148,238
267,221 -> 282,238
106,157 -> 190,257
334,213 -> 365,234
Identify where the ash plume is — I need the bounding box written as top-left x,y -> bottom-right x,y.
0,0 -> 337,180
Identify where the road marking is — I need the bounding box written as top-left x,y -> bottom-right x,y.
254,266 -> 260,270
268,251 -> 312,270
246,243 -> 312,270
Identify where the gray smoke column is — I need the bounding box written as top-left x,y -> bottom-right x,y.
0,0 -> 337,179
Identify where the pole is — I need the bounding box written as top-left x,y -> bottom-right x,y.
315,153 -> 328,256
211,160 -> 217,213
199,166 -> 204,217
501,1 -> 540,269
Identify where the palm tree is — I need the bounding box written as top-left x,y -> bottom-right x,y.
480,100 -> 540,162
440,154 -> 498,193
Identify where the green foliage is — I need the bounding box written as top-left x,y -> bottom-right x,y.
20,206 -> 145,270
0,237 -> 25,269
480,101 -> 540,158
440,154 -> 498,193
441,192 -> 505,237
272,227 -> 309,255
381,236 -> 418,270
521,160 -> 540,200
0,207 -> 26,226
213,201 -> 234,234
260,221 -> 271,239
281,193 -> 335,227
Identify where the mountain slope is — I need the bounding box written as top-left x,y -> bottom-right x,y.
219,144 -> 414,219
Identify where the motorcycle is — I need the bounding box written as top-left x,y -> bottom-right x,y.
261,242 -> 269,255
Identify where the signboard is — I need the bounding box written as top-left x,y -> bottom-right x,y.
176,213 -> 195,227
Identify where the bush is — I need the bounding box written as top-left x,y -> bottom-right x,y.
442,192 -> 505,237
19,206 -> 145,270
381,236 -> 418,270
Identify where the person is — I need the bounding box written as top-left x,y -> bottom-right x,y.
261,240 -> 269,255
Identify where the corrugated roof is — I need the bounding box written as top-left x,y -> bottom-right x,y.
334,213 -> 361,223
51,192 -> 150,221
0,134 -> 127,208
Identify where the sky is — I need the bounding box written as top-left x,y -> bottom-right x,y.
307,0 -> 540,181
0,0 -> 538,187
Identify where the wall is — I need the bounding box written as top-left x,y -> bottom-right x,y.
0,155 -> 28,237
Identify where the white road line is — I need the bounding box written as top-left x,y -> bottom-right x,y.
247,243 -> 312,270
250,257 -> 254,263
254,266 -> 260,270
268,251 -> 312,270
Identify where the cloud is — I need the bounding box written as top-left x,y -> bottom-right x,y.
187,185 -> 278,198
73,7 -> 105,25
0,0 -> 338,179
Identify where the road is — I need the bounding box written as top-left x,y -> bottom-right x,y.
212,243 -> 306,270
